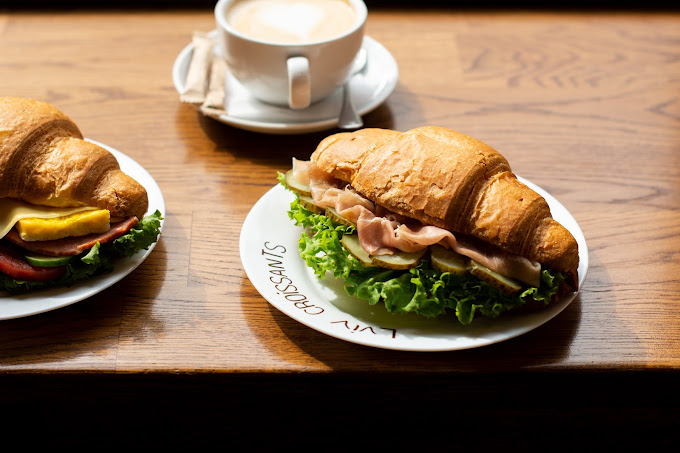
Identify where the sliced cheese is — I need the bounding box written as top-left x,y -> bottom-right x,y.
0,198 -> 98,239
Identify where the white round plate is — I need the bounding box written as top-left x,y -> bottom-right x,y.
0,140 -> 165,320
172,32 -> 399,134
240,180 -> 588,351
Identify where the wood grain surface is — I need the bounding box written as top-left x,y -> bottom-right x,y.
0,8 -> 679,447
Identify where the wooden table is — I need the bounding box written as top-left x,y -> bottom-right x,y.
1,6 -> 679,448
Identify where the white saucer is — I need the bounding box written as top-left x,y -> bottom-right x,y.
172,31 -> 399,134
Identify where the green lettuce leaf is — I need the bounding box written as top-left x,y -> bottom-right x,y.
109,210 -> 164,257
283,185 -> 564,325
0,210 -> 163,294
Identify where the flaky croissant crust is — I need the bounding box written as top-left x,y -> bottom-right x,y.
311,126 -> 579,290
0,97 -> 148,220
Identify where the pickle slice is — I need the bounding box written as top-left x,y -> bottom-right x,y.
325,207 -> 356,228
371,248 -> 427,270
469,260 -> 523,294
430,244 -> 469,275
284,169 -> 311,197
340,234 -> 374,266
298,196 -> 323,214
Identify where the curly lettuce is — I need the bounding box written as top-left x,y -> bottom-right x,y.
280,176 -> 563,325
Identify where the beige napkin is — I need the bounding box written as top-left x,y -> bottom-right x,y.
180,32 -> 229,119
200,57 -> 227,114
180,31 -> 217,105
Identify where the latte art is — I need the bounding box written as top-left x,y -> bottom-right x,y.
227,0 -> 357,44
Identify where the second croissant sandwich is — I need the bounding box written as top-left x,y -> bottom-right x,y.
0,96 -> 162,293
280,126 -> 580,325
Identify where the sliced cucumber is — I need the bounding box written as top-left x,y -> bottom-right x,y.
285,169 -> 311,197
430,244 -> 469,275
24,254 -> 72,267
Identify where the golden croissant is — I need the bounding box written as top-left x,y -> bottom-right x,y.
309,126 -> 579,291
0,96 -> 148,220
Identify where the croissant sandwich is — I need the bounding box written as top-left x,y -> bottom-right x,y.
0,96 -> 162,293
279,126 -> 579,325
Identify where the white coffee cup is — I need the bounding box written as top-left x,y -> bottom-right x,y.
214,0 -> 367,110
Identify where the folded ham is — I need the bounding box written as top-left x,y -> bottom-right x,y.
295,158 -> 541,287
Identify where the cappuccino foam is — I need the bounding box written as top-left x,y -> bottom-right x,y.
227,0 -> 357,44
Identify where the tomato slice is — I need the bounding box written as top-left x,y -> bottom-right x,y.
0,243 -> 66,281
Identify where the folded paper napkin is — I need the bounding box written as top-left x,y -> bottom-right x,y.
179,31 -> 347,124
180,31 -> 216,106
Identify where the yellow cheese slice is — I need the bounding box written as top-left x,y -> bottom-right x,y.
0,198 -> 96,239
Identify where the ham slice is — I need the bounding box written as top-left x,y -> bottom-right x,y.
292,158 -> 313,186
3,216 -> 138,257
302,160 -> 542,287
356,215 -> 540,286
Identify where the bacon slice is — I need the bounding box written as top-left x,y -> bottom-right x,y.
3,216 -> 138,257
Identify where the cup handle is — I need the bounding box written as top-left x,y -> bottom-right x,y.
287,56 -> 311,110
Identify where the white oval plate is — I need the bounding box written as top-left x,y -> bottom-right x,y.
240,180 -> 588,351
0,140 -> 165,320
